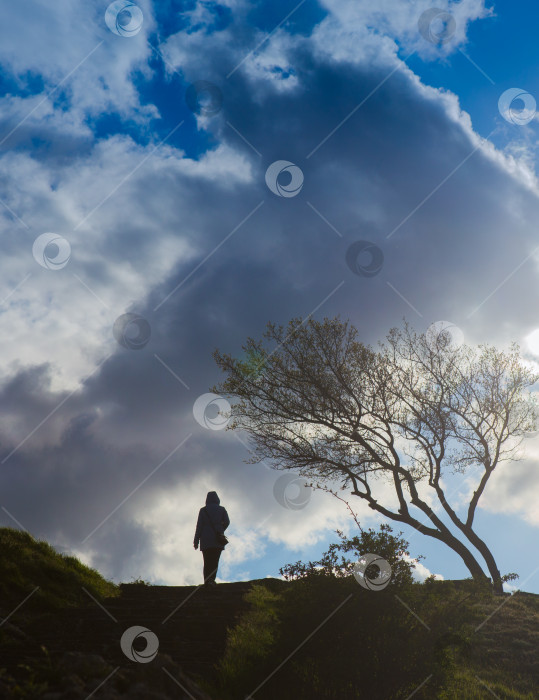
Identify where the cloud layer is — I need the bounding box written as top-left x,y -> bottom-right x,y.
1,0 -> 538,585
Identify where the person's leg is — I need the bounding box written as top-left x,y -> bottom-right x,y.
202,549 -> 214,584
212,547 -> 222,582
207,547 -> 221,583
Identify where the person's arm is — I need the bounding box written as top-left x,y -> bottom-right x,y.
194,509 -> 203,549
221,507 -> 230,532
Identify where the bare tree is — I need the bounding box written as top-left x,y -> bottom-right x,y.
213,318 -> 538,594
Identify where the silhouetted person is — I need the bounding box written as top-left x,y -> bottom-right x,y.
193,491 -> 230,586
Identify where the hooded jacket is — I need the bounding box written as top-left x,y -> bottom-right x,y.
194,491 -> 230,551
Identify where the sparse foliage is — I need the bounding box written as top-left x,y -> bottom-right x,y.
280,523 -> 418,586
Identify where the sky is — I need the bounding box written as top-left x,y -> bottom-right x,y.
1,0 -> 539,592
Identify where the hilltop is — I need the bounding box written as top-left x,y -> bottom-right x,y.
0,528 -> 537,699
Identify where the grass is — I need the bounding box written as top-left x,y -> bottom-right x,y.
439,669 -> 536,699
215,584 -> 283,697
441,589 -> 539,699
0,528 -> 119,698
211,577 -> 539,699
0,527 -> 118,612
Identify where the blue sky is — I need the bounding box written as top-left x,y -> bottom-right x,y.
409,0 -> 539,149
1,0 -> 539,594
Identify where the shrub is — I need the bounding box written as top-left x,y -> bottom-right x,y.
279,523 -> 420,587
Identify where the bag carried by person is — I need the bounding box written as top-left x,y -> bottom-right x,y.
203,507 -> 229,547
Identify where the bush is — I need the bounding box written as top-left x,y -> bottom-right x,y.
215,584 -> 283,699
214,574 -> 468,699
213,527 -> 477,699
279,523 -> 419,587
212,525 -> 527,700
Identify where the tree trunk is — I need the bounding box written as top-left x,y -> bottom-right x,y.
462,527 -> 504,595
433,484 -> 503,594
434,531 -> 491,585
362,494 -> 491,586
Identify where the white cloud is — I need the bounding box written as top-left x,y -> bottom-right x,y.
315,0 -> 491,59
480,456 -> 539,527
0,0 -> 157,122
0,134 -> 255,391
405,555 -> 444,582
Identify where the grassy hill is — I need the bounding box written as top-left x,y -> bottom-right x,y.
0,527 -> 537,699
0,528 -> 118,611
213,578 -> 538,699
